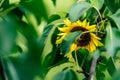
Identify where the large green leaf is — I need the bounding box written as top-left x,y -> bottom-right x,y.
40,19 -> 64,67
105,23 -> 120,57
60,31 -> 82,54
105,0 -> 120,13
90,0 -> 104,10
45,62 -> 84,80
69,2 -> 91,22
109,9 -> 120,30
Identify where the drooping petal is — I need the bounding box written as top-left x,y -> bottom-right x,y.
64,19 -> 71,26
70,43 -> 77,52
56,34 -> 66,44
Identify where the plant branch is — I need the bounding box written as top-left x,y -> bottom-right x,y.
88,58 -> 97,80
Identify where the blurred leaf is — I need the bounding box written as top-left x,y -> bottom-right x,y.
21,0 -> 48,24
90,0 -> 104,10
0,0 -> 9,10
0,13 -> 17,56
92,49 -> 100,60
48,14 -> 60,23
109,9 -> 120,30
113,68 -> 120,80
69,2 -> 91,22
107,57 -> 116,76
105,23 -> 120,57
51,0 -> 56,5
44,0 -> 76,17
53,69 -> 78,80
105,0 -> 120,13
3,58 -> 19,80
0,4 -> 19,17
60,31 -> 82,54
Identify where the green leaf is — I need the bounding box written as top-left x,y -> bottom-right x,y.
69,2 -> 91,22
105,23 -> 120,57
105,0 -> 120,13
45,62 -> 82,80
40,25 -> 55,66
107,57 -> 116,76
40,19 -> 64,67
109,9 -> 120,30
53,69 -> 78,80
90,0 -> 104,10
60,31 -> 82,54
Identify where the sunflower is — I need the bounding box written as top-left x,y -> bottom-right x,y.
56,19 -> 103,60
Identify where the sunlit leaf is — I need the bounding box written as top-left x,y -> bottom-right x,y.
60,31 -> 82,54
44,0 -> 76,17
109,9 -> 120,30
90,0 -> 104,10
45,62 -> 84,80
69,2 -> 91,22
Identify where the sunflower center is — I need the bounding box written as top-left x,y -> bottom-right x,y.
70,26 -> 91,47
77,33 -> 91,46
70,26 -> 87,32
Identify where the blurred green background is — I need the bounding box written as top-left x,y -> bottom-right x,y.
0,0 -> 120,80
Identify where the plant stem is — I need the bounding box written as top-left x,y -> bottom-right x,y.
92,6 -> 102,21
75,51 -> 80,70
88,58 -> 97,80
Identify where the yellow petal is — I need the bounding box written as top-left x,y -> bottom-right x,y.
58,27 -> 70,32
98,41 -> 104,46
64,19 -> 71,26
76,20 -> 82,26
87,25 -> 96,31
91,38 -> 99,46
70,43 -> 77,52
82,19 -> 87,27
57,33 -> 65,36
90,33 -> 101,40
56,35 -> 66,44
91,40 -> 96,51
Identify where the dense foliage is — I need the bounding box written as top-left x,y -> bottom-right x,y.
0,0 -> 120,80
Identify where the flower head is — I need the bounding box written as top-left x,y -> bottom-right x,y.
56,19 -> 103,60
